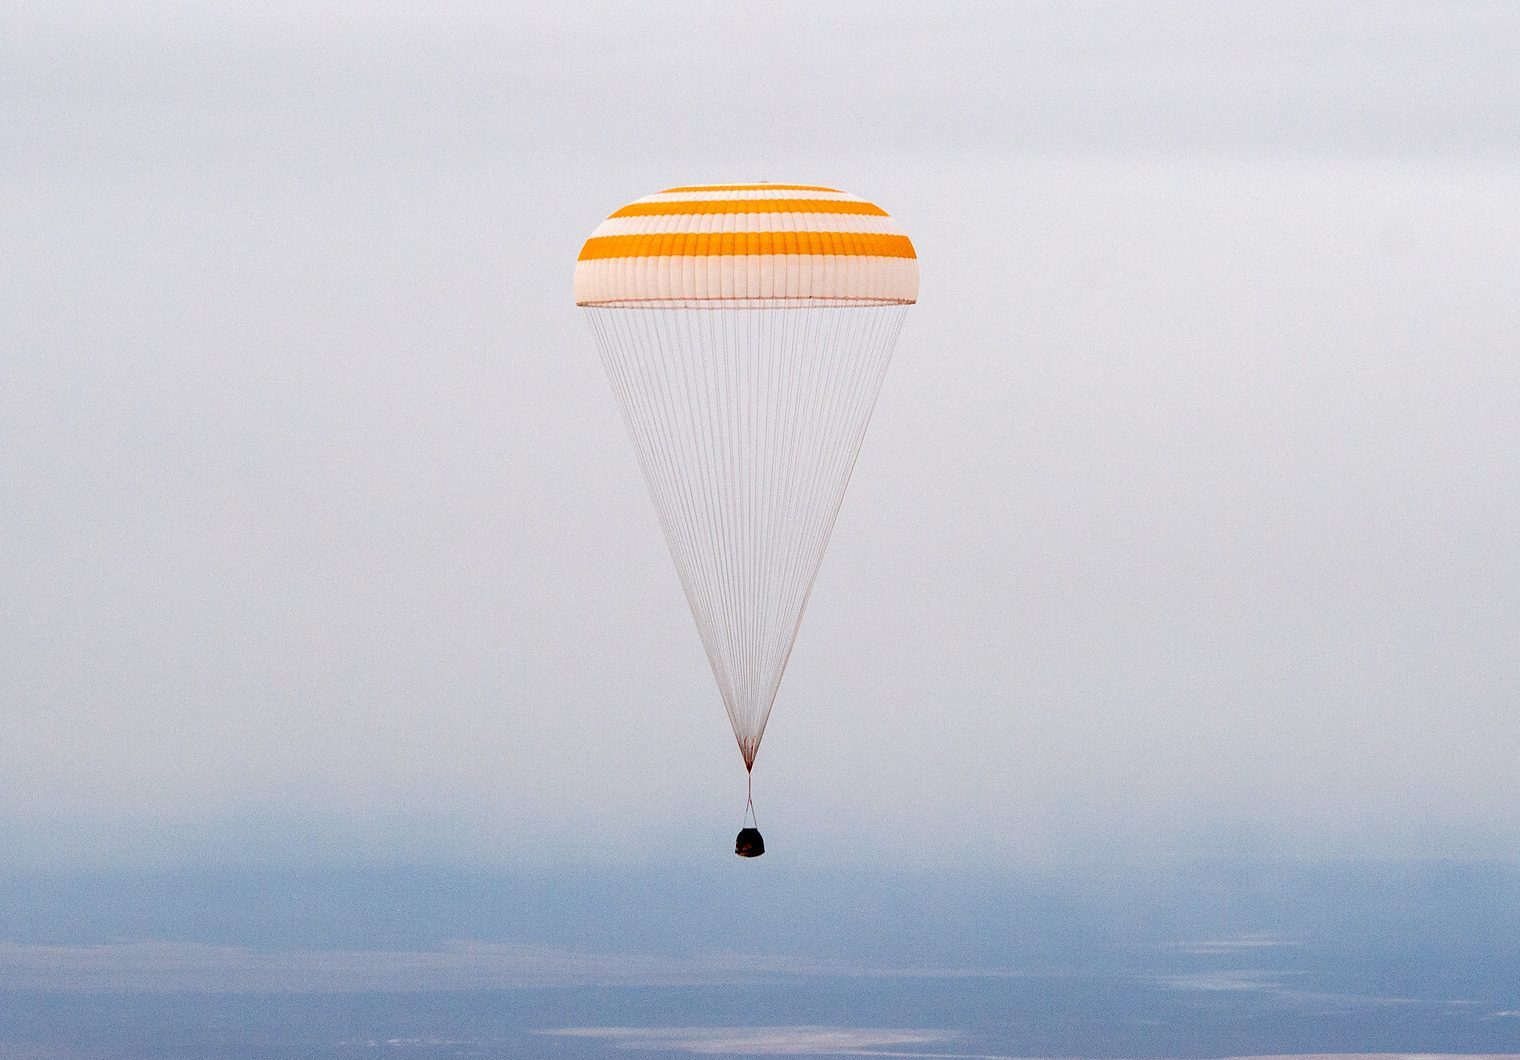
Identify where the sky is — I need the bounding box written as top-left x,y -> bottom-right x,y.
2,0 -> 1519,872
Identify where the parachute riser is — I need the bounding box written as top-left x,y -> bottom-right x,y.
735,770 -> 764,857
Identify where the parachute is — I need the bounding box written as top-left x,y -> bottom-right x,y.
576,184 -> 918,856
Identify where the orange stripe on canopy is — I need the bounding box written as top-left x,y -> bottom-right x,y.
659,184 -> 842,193
611,199 -> 888,218
578,232 -> 916,261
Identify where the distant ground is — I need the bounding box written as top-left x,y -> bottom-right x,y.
1,860 -> 1518,1058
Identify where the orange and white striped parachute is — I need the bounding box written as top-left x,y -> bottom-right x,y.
575,184 -> 917,306
577,184 -> 916,840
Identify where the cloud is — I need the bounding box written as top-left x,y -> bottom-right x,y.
542,1030 -> 1520,1060
0,940 -> 1011,994
1153,968 -> 1475,1016
539,1027 -> 965,1056
1172,933 -> 1301,955
0,1048 -> 108,1060
1158,969 -> 1289,993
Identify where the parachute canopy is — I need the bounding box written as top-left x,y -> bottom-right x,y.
574,184 -> 917,306
578,184 -> 915,774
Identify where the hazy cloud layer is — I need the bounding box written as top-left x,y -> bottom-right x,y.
3,1 -> 1518,867
545,1030 -> 1520,1060
0,940 -> 1011,993
542,1026 -> 961,1056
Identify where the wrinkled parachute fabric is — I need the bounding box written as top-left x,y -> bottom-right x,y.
577,184 -> 917,781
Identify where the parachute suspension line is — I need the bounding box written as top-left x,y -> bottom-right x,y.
743,770 -> 758,830
587,303 -> 908,771
770,305 -> 905,724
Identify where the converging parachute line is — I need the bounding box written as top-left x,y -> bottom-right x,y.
576,184 -> 917,857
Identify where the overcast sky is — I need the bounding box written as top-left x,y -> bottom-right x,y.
2,1 -> 1518,870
